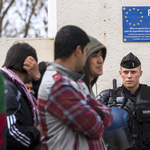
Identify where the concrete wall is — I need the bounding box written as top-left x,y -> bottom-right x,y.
56,0 -> 150,95
1,1 -> 150,96
0,38 -> 54,67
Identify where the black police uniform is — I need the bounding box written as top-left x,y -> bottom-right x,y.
97,53 -> 150,150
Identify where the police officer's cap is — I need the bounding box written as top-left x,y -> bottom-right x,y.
120,52 -> 141,69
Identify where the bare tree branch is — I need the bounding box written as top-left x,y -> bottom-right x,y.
24,0 -> 38,37
0,0 -> 15,37
1,0 -> 15,21
0,0 -> 48,38
16,10 -> 25,21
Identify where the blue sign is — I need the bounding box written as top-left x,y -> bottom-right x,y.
123,6 -> 150,42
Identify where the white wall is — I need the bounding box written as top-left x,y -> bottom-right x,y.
56,0 -> 150,95
0,38 -> 54,67
48,0 -> 57,38
1,1 -> 150,96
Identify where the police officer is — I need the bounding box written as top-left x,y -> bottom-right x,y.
97,52 -> 150,150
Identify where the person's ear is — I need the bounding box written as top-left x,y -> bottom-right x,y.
119,70 -> 122,77
140,70 -> 143,77
74,45 -> 82,58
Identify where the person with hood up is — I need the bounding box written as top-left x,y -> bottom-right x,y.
82,35 -> 108,150
82,35 -> 107,96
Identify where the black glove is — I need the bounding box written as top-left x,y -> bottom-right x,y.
93,107 -> 104,121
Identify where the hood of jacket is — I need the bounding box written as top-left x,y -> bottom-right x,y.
82,35 -> 107,96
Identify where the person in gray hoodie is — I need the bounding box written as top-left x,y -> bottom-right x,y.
82,35 -> 107,96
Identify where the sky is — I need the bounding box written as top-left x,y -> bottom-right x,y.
1,0 -> 48,38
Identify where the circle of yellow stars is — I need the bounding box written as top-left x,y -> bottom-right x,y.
123,7 -> 143,26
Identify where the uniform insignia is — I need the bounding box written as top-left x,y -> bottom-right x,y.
132,62 -> 134,67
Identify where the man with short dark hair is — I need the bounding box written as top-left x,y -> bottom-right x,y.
1,42 -> 41,150
97,52 -> 150,150
37,25 -> 113,150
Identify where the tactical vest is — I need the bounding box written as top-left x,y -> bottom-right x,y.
99,85 -> 150,150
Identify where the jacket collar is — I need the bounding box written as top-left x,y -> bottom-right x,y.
122,84 -> 141,98
47,62 -> 84,82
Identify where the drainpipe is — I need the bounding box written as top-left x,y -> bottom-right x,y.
48,0 -> 57,38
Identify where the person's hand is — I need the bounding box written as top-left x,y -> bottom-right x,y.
23,56 -> 41,81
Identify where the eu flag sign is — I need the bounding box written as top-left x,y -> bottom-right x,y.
123,6 -> 150,42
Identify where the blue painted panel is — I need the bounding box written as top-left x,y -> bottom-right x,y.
123,6 -> 150,42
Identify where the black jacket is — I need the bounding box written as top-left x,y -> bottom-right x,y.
1,71 -> 40,150
97,84 -> 150,150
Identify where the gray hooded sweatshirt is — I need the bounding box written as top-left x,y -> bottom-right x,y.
82,36 -> 107,96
